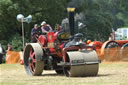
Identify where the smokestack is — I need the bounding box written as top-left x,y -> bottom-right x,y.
67,7 -> 75,36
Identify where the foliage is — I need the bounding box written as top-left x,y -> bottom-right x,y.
70,0 -> 128,41
74,0 -> 113,41
0,0 -> 128,50
0,0 -> 68,51
9,34 -> 29,51
0,40 -> 8,51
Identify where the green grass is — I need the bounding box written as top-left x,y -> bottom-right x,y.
0,62 -> 128,85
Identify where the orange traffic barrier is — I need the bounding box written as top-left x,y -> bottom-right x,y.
5,51 -> 23,64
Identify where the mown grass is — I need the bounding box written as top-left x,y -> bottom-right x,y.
0,62 -> 128,85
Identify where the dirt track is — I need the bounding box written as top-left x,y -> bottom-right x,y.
0,62 -> 128,85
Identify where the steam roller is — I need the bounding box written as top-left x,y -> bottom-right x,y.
23,7 -> 100,77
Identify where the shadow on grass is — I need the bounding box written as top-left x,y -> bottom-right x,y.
97,73 -> 115,77
41,73 -> 114,78
41,73 -> 65,77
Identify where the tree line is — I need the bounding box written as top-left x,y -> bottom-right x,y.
0,0 -> 128,51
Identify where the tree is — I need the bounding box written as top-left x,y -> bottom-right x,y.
1,0 -> 128,51
70,0 -> 128,41
73,0 -> 113,41
0,0 -> 69,51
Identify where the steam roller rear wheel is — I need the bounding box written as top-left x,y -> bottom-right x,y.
63,50 -> 99,77
24,43 -> 44,76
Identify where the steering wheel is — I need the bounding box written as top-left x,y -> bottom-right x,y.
32,32 -> 39,38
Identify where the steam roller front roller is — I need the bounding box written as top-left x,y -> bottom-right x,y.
24,43 -> 44,76
63,50 -> 99,77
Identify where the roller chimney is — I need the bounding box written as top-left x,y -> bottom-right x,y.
67,7 -> 75,36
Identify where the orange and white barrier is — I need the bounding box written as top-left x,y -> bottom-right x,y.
5,51 -> 24,64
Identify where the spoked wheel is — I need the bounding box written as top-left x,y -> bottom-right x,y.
24,43 -> 44,76
63,50 -> 99,77
120,43 -> 128,61
104,41 -> 120,61
105,41 -> 119,48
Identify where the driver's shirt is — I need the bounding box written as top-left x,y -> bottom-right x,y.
31,28 -> 41,35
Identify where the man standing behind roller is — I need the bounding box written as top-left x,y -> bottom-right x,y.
0,44 -> 4,64
41,21 -> 52,33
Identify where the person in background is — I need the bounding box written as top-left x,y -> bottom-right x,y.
7,43 -> 13,51
55,24 -> 62,32
0,44 -> 4,64
41,21 -> 52,33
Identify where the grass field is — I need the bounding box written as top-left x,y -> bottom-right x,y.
0,62 -> 128,85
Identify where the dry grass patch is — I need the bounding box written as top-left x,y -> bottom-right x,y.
0,62 -> 128,85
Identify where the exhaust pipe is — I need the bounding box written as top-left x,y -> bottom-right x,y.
67,7 -> 75,36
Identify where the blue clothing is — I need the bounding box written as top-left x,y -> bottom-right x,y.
31,28 -> 42,42
43,26 -> 50,31
31,28 -> 42,35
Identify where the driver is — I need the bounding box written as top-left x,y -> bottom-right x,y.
31,24 -> 41,35
31,24 -> 41,42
